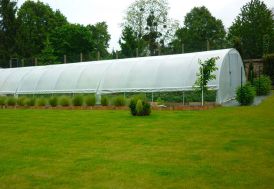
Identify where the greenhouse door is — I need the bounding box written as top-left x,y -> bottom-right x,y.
229,53 -> 240,97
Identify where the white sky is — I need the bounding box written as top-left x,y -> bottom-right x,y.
17,0 -> 274,51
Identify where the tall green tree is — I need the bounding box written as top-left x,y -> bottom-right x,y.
50,24 -> 94,63
16,1 -> 67,60
171,6 -> 226,53
87,22 -> 110,60
122,0 -> 178,56
38,36 -> 59,65
119,26 -> 146,58
227,0 -> 274,59
0,0 -> 17,67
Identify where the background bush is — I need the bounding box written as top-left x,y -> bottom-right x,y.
25,97 -> 36,106
236,83 -> 256,105
36,98 -> 47,106
59,96 -> 70,107
142,101 -> 151,116
253,75 -> 272,96
72,95 -> 84,106
145,91 -> 216,103
6,97 -> 16,106
156,97 -> 164,105
101,96 -> 109,106
0,96 -> 6,106
17,96 -> 27,106
49,96 -> 58,107
112,96 -> 126,106
85,95 -> 95,106
136,99 -> 143,115
129,98 -> 138,116
129,97 -> 151,116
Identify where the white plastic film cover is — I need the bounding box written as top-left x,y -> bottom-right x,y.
0,49 -> 246,103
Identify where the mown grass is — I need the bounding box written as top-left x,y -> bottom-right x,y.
0,94 -> 274,188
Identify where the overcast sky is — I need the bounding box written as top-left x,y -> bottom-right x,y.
17,0 -> 273,51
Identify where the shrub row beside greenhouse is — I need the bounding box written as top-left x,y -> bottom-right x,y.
0,95 -> 140,108
0,95 -> 96,108
0,95 -> 152,116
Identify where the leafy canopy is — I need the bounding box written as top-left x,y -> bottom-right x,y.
122,0 -> 178,56
87,22 -> 111,59
172,6 -> 226,53
194,57 -> 219,92
0,0 -> 17,67
227,0 -> 274,59
16,1 -> 67,58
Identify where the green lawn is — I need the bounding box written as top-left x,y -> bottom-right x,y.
0,95 -> 274,189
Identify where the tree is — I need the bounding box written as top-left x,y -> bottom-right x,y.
0,0 -> 17,68
227,0 -> 274,59
170,27 -> 187,54
50,24 -> 94,63
38,36 -> 59,65
16,1 -> 67,60
119,26 -> 142,58
122,0 -> 178,56
194,57 -> 219,105
87,22 -> 111,60
172,6 -> 226,54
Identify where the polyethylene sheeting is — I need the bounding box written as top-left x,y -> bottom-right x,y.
0,48 -> 246,103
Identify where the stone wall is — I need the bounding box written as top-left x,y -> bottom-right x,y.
243,59 -> 264,80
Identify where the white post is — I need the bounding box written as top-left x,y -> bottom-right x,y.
95,93 -> 101,105
151,92 -> 154,102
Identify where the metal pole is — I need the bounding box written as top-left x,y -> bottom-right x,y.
241,67 -> 243,88
183,91 -> 185,105
182,43 -> 184,54
64,55 -> 67,64
35,58 -> 37,66
151,92 -> 154,102
97,51 -> 100,60
136,48 -> 139,57
258,65 -> 261,95
241,66 -> 243,103
80,52 -> 83,62
116,51 -> 118,59
202,65 -> 204,106
9,59 -> 12,68
207,40 -> 210,51
158,46 -> 161,56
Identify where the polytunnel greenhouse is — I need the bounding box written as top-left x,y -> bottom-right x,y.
0,48 -> 245,104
